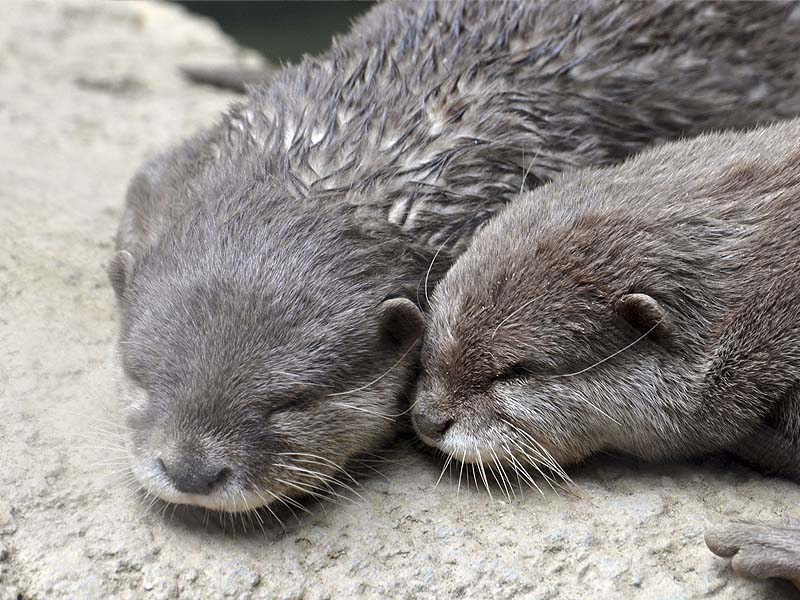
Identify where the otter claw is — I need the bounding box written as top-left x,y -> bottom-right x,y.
705,521 -> 800,589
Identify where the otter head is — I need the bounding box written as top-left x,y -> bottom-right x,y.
109,168 -> 430,512
411,188 -> 715,475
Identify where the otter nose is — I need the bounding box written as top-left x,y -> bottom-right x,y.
156,457 -> 230,495
412,413 -> 453,442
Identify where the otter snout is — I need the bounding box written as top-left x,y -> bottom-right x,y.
411,412 -> 452,444
155,456 -> 231,496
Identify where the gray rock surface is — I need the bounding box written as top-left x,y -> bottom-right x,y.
1,0 -> 798,598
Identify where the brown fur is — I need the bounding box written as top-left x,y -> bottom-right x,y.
413,118 -> 800,588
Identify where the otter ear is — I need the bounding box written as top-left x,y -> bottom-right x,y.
379,297 -> 425,347
108,250 -> 135,299
617,293 -> 671,339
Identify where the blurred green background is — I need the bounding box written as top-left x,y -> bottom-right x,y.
175,1 -> 375,63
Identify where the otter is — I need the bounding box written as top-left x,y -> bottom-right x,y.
111,0 -> 800,513
410,118 -> 800,588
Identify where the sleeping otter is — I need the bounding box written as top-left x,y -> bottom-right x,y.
411,118 -> 800,588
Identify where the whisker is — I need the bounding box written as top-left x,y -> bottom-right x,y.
283,464 -> 366,503
327,338 -> 419,398
422,233 -> 454,306
475,444 -> 493,501
330,402 -> 396,422
508,438 -> 559,495
518,144 -> 541,194
488,447 -> 514,501
433,451 -> 454,490
456,449 -> 466,496
491,296 -> 540,339
503,444 -> 545,497
280,452 -> 364,489
558,319 -> 664,379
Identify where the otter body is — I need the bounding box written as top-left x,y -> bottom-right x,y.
412,118 -> 800,587
111,0 -> 800,513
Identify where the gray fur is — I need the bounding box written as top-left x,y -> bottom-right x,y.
112,0 -> 800,512
413,118 -> 800,588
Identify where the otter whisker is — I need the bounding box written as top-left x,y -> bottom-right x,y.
87,418 -> 128,431
422,233 -> 454,306
271,491 -> 310,515
98,465 -> 139,478
502,419 -> 570,481
282,454 -> 365,491
248,498 -> 270,540
470,462 -> 477,493
81,428 -> 128,442
456,449 -> 466,496
331,391 -> 424,421
275,478 -> 348,506
433,451 -> 454,490
507,438 -> 560,495
518,144 -> 542,195
253,488 -> 289,533
330,402 -> 396,422
237,490 -> 260,537
227,509 -> 236,537
475,444 -> 493,501
359,451 -> 403,464
269,371 -> 327,387
238,491 -> 249,532
514,439 -> 574,495
263,489 -> 304,522
491,296 -> 541,339
285,458 -> 366,494
283,464 -> 366,503
327,337 -> 420,398
142,488 -> 162,517
488,447 -> 514,501
509,426 -> 573,487
555,319 -> 664,379
80,440 -> 130,452
104,475 -> 140,496
349,459 -> 391,482
502,444 -> 545,497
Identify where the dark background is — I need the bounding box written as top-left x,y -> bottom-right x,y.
175,1 -> 376,63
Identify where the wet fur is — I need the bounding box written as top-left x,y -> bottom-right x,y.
111,0 -> 800,512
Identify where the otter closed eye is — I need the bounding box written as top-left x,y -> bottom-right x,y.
494,363 -> 538,383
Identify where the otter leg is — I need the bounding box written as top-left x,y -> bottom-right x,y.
705,521 -> 800,589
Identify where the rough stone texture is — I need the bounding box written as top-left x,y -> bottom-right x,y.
1,0 -> 798,598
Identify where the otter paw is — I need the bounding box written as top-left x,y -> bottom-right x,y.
705,521 -> 800,589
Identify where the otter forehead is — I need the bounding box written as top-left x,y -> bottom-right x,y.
427,224 -> 618,375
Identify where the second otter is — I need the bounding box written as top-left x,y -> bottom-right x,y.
412,118 -> 800,587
